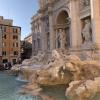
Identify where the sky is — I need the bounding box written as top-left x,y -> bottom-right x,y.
0,0 -> 39,40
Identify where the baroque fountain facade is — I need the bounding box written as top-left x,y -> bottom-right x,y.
12,0 -> 100,100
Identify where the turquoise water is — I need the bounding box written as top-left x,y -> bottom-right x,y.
0,72 -> 67,100
0,72 -> 33,100
0,72 -> 99,100
92,94 -> 100,100
41,85 -> 68,100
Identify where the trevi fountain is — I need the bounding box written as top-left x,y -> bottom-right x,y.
1,0 -> 100,100
10,47 -> 100,100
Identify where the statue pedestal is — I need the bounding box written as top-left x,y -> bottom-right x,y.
81,41 -> 93,50
80,42 -> 100,60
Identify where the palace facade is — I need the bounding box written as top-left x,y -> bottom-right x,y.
31,0 -> 100,56
0,16 -> 21,64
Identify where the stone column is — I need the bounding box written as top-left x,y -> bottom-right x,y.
48,6 -> 55,51
60,28 -> 66,49
39,0 -> 45,8
40,15 -> 46,51
91,0 -> 100,46
55,29 -> 58,48
70,0 -> 81,48
0,28 -> 2,63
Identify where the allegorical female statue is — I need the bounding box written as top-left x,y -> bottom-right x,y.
81,19 -> 92,43
60,29 -> 66,49
57,29 -> 61,48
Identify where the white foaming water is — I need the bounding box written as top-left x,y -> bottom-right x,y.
16,77 -> 28,83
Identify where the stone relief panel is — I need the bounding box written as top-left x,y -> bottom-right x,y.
80,0 -> 90,10
81,18 -> 92,44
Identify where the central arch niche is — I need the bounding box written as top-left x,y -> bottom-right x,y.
55,10 -> 70,49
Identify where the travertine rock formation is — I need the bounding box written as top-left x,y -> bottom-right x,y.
12,49 -> 100,100
66,77 -> 100,100
22,51 -> 47,66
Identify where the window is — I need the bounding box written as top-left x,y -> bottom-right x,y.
13,43 -> 15,47
12,59 -> 16,64
13,43 -> 18,47
0,26 -> 2,30
15,29 -> 18,33
3,59 -> 8,63
2,42 -> 6,47
2,51 -> 6,56
4,34 -> 6,39
14,51 -> 18,55
3,34 -> 6,39
13,35 -> 18,39
33,40 -> 36,50
13,35 -> 15,39
37,38 -> 41,49
13,28 -> 18,33
4,27 -> 6,32
16,43 -> 18,47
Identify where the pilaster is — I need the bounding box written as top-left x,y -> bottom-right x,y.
70,0 -> 81,48
40,15 -> 46,51
91,0 -> 100,46
48,7 -> 55,51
